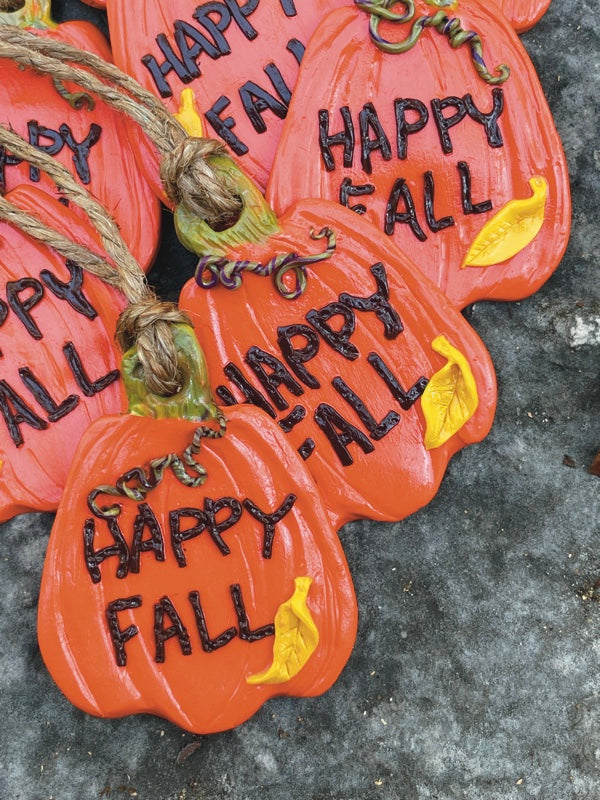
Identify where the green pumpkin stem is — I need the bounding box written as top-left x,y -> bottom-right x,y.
174,155 -> 280,257
122,323 -> 220,423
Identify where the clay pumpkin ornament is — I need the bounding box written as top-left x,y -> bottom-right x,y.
74,0 -> 350,192
0,0 -> 161,272
267,0 -> 570,309
38,324 -> 358,734
177,156 -> 498,529
0,183 -> 125,521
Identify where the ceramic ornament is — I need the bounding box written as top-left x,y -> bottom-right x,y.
177,153 -> 498,529
38,324 -> 358,734
0,0 -> 161,272
74,0 -> 350,193
0,185 -> 125,521
491,0 -> 552,33
267,0 -> 571,310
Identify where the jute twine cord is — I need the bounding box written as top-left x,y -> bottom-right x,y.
0,26 -> 243,226
0,125 -> 191,396
0,1 -> 24,11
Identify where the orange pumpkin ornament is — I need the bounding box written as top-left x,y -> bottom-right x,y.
38,324 -> 358,734
0,183 -> 125,521
0,0 -> 161,271
178,157 -> 497,529
267,0 -> 570,309
75,0 -> 349,192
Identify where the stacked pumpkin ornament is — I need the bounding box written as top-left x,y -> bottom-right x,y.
0,0 -> 569,734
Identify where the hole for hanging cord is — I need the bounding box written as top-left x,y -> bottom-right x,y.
204,195 -> 244,232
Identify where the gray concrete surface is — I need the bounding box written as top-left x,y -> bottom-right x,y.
0,1 -> 598,798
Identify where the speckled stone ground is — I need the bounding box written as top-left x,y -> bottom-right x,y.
0,1 -> 598,799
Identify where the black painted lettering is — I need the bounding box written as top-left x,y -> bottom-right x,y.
204,496 -> 243,556
314,402 -> 375,466
424,170 -> 455,233
188,590 -> 237,652
319,107 -> 355,171
384,178 -> 427,241
223,0 -> 259,39
222,362 -> 276,417
169,507 -> 206,568
458,161 -> 493,214
141,31 -> 200,98
464,88 -> 504,148
277,324 -> 321,388
239,77 -> 288,134
40,260 -> 97,319
332,376 -> 401,440
278,0 -> 297,15
0,379 -> 48,447
59,123 -> 102,185
431,96 -> 467,154
0,146 -> 22,192
339,177 -> 375,215
0,297 -> 8,354
154,595 -> 193,663
83,516 -> 130,584
367,352 -> 429,410
230,584 -> 274,642
395,98 -> 429,159
63,341 -> 120,397
279,405 -> 306,433
298,438 -> 316,460
306,302 -> 358,361
6,277 -> 44,339
243,493 -> 297,558
205,95 -> 249,155
18,367 -> 79,422
129,502 -> 166,573
339,262 -> 403,340
192,3 -> 232,55
246,346 -> 304,410
286,37 -> 304,64
359,102 -> 392,174
106,596 -> 142,667
27,122 -> 63,181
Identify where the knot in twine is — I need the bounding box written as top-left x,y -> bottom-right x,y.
161,136 -> 242,226
116,298 -> 193,397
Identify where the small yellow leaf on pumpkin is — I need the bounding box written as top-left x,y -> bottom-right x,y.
462,175 -> 547,268
421,336 -> 479,449
174,88 -> 205,138
246,576 -> 319,686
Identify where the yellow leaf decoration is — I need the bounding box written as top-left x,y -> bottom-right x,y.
246,577 -> 319,686
174,88 -> 205,138
421,336 -> 479,449
462,175 -> 548,268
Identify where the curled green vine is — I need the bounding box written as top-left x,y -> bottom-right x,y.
354,0 -> 510,86
87,411 -> 227,519
51,76 -> 95,111
195,227 -> 337,300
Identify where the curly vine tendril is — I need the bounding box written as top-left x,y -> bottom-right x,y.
87,412 -> 228,519
195,227 -> 337,301
354,0 -> 510,86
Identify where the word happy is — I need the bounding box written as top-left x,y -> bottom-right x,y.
318,89 -> 505,238
84,492 -> 298,665
141,0 -> 305,154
